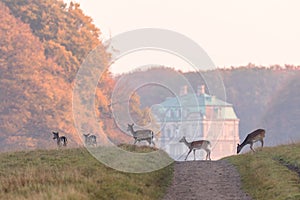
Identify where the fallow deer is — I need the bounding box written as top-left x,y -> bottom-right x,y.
52,131 -> 67,147
83,133 -> 97,147
127,123 -> 155,146
179,136 -> 211,161
237,129 -> 266,154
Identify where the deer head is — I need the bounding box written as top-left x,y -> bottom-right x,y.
127,123 -> 134,132
179,136 -> 186,143
52,132 -> 59,140
237,143 -> 242,154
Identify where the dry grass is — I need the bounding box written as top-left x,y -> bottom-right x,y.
226,143 -> 300,200
0,146 -> 173,200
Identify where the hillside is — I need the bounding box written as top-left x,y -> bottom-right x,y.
1,143 -> 298,200
218,66 -> 300,145
226,142 -> 300,200
261,72 -> 300,145
0,146 -> 173,200
122,66 -> 300,146
0,1 -> 149,151
0,3 -> 75,150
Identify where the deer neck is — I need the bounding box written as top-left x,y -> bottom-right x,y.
128,127 -> 136,136
240,138 -> 250,147
238,141 -> 248,152
183,138 -> 192,148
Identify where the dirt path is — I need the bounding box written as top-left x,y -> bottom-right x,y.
163,160 -> 252,200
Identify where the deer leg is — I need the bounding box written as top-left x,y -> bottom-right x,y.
206,149 -> 211,161
193,149 -> 196,161
260,139 -> 264,147
152,140 -> 155,146
250,143 -> 255,152
185,149 -> 192,161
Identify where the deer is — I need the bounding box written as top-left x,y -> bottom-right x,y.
127,123 -> 155,146
237,129 -> 266,154
52,131 -> 67,147
83,133 -> 97,147
179,136 -> 211,161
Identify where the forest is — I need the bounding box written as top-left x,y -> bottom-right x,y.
0,0 -> 149,151
0,0 -> 299,151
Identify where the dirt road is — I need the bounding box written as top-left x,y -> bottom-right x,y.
163,160 -> 252,200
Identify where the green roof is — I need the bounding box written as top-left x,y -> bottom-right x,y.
152,93 -> 238,121
161,93 -> 232,107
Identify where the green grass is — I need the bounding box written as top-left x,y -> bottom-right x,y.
0,146 -> 174,200
226,143 -> 300,200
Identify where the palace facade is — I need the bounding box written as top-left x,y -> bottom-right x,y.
152,85 -> 240,160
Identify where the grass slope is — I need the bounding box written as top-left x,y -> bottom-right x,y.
0,146 -> 173,200
226,143 -> 300,200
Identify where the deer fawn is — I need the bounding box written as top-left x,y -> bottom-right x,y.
127,123 -> 155,146
179,136 -> 211,161
83,133 -> 97,147
52,131 -> 67,147
237,129 -> 265,154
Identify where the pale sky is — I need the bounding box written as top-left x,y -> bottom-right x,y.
65,0 -> 300,74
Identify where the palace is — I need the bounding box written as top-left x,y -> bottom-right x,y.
152,85 -> 240,160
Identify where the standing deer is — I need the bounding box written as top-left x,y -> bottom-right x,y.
237,129 -> 266,154
83,133 -> 97,147
179,136 -> 211,161
127,123 -> 155,146
52,131 -> 67,147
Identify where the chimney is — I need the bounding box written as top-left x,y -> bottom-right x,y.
197,85 -> 206,96
180,85 -> 188,96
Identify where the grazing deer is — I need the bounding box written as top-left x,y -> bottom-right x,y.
83,133 -> 97,147
179,136 -> 211,161
52,131 -> 67,147
127,123 -> 155,146
237,129 -> 266,154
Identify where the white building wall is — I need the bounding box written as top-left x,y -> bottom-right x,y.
158,119 -> 239,160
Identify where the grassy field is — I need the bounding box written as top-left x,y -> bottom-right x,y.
0,145 -> 173,200
226,143 -> 300,200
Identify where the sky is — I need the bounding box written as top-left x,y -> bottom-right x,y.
64,0 -> 300,74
